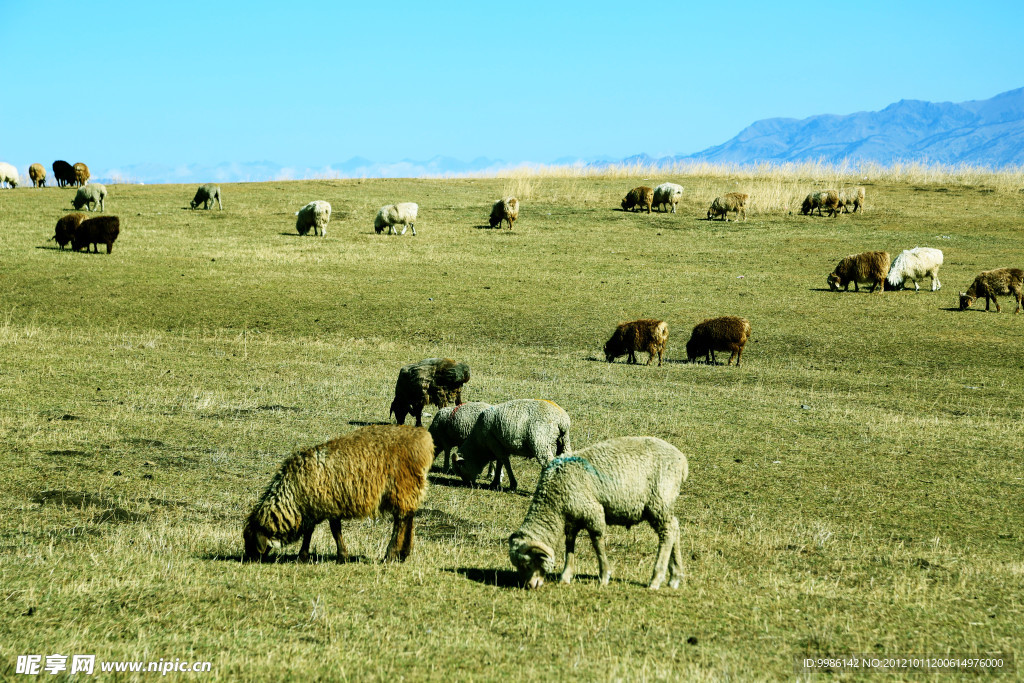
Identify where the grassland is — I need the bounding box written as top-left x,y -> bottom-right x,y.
1,171 -> 1022,680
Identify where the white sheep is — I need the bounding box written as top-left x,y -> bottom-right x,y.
652,183 -> 683,213
295,200 -> 331,236
886,247 -> 943,292
71,183 -> 107,212
455,399 -> 571,492
427,401 -> 492,472
0,162 -> 19,188
374,202 -> 418,235
509,436 -> 688,590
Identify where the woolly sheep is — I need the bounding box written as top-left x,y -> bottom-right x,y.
839,186 -> 865,213
800,190 -> 841,217
621,186 -> 654,213
508,436 -> 688,590
0,162 -> 19,188
455,399 -> 571,492
707,192 -> 748,221
959,268 -> 1024,314
428,401 -> 492,472
73,162 -> 90,186
190,184 -> 222,210
886,247 -> 943,292
374,202 -> 419,235
72,183 -> 106,212
686,316 -> 751,366
604,319 -> 668,366
827,250 -> 890,293
652,183 -> 683,213
242,425 -> 433,563
72,215 -> 120,254
52,160 -> 75,187
489,197 -> 519,229
29,163 -> 46,188
295,200 -> 331,236
390,358 -> 471,427
52,213 -> 87,250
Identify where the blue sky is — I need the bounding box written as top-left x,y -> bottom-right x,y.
2,0 -> 1022,178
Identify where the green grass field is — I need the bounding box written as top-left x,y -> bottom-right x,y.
1,173 -> 1022,680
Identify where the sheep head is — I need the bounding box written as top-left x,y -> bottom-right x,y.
453,454 -> 485,486
242,518 -> 270,561
508,534 -> 556,589
959,292 -> 975,310
827,273 -> 842,291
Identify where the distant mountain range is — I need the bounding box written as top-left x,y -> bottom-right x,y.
86,87 -> 1023,184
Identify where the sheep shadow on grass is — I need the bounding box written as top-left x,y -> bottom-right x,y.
203,552 -> 371,565
348,420 -> 391,427
446,567 -> 525,588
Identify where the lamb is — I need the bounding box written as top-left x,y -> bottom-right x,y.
652,183 -> 684,213
839,186 -> 865,213
0,162 -> 19,188
190,184 -> 222,210
827,250 -> 891,293
242,425 -> 433,564
886,247 -> 943,292
958,268 -> 1024,314
707,192 -> 748,221
686,316 -> 751,366
489,197 -> 519,229
455,399 -> 572,492
508,436 -> 688,590
295,200 -> 331,236
29,163 -> 46,188
428,401 -> 492,472
621,186 -> 654,213
72,183 -> 107,212
374,202 -> 419,235
390,358 -> 471,427
72,215 -> 120,254
73,162 -> 90,186
52,213 -> 87,250
800,190 -> 841,217
604,319 -> 668,367
52,160 -> 75,187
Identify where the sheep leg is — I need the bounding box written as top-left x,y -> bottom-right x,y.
400,514 -> 415,561
588,526 -> 611,586
728,348 -> 738,366
410,223 -> 416,236
561,525 -> 581,584
329,518 -> 350,563
735,346 -> 743,367
667,517 -> 685,589
649,516 -> 679,590
298,528 -> 315,562
488,458 -> 504,490
384,513 -> 413,562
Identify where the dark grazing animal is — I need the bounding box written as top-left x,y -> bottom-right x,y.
707,192 -> 748,221
390,358 -> 472,427
190,183 -> 222,210
959,268 -> 1024,313
53,213 -> 87,250
827,251 -> 890,293
685,316 -> 751,366
489,197 -> 519,229
52,160 -> 75,187
72,216 -> 120,254
604,319 -> 668,366
801,190 -> 841,217
621,186 -> 654,213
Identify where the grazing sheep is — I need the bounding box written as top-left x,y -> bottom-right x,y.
29,163 -> 46,188
72,183 -> 106,212
652,182 -> 684,213
604,319 -> 668,367
52,160 -> 75,187
374,202 -> 419,235
242,425 -> 433,564
72,215 -> 120,254
455,399 -> 572,492
707,192 -> 748,221
827,250 -> 890,293
839,186 -> 865,213
390,358 -> 471,427
959,268 -> 1024,314
190,183 -> 222,210
0,162 -> 19,188
621,186 -> 654,213
800,190 -> 841,217
52,213 -> 87,250
73,162 -> 90,186
509,436 -> 688,590
686,316 -> 751,366
886,247 -> 943,292
428,401 -> 492,472
295,200 -> 331,236
489,197 -> 519,229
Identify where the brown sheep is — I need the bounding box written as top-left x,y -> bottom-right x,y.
959,268 -> 1024,313
489,197 -> 519,229
827,251 -> 890,293
686,316 -> 751,366
801,190 -> 841,217
707,192 -> 748,221
604,319 -> 668,366
73,162 -> 90,186
29,163 -> 46,188
839,186 -> 865,213
72,215 -> 120,254
52,213 -> 87,250
390,358 -> 471,427
621,186 -> 654,213
52,160 -> 75,187
242,425 -> 433,563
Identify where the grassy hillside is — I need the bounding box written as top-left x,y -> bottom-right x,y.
0,173 -> 1021,679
